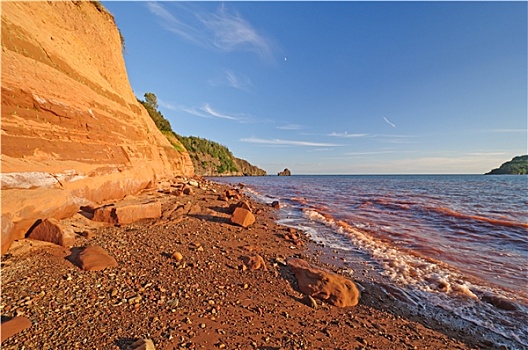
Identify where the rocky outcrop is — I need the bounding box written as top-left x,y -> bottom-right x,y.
1,2 -> 194,254
287,258 -> 360,307
278,168 -> 292,176
233,157 -> 267,176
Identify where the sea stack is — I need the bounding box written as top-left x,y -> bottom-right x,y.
278,168 -> 292,176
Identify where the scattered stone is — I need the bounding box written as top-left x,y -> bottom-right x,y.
27,218 -> 75,247
182,185 -> 193,195
171,252 -> 183,262
225,189 -> 238,198
188,179 -> 199,187
274,257 -> 287,266
303,294 -> 318,309
187,204 -> 201,215
129,338 -> 156,350
230,201 -> 252,214
271,201 -> 280,209
128,295 -> 142,304
80,230 -> 95,239
92,201 -> 161,225
167,299 -> 179,307
287,258 -> 360,307
230,207 -> 255,228
0,316 -> 32,342
74,245 -> 118,271
241,254 -> 268,271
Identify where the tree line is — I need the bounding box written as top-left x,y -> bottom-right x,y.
138,92 -> 238,174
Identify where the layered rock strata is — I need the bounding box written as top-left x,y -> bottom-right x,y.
1,1 -> 193,254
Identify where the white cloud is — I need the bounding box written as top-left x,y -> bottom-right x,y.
345,150 -> 397,156
200,5 -> 274,60
200,103 -> 238,120
328,132 -> 367,138
209,70 -> 253,90
241,137 -> 341,147
276,124 -> 305,130
145,2 -> 205,46
146,2 -> 275,61
159,99 -> 243,121
383,116 -> 396,128
480,128 -> 528,133
464,152 -> 507,156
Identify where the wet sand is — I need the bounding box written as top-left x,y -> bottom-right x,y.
1,178 -> 492,349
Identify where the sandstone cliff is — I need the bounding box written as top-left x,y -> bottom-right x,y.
1,1 -> 194,254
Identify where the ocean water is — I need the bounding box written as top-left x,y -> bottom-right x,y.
210,175 -> 528,349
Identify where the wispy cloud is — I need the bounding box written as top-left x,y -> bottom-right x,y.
146,2 -> 205,46
159,99 -> 245,122
328,132 -> 368,138
209,70 -> 253,90
276,124 -> 305,130
345,150 -> 398,156
383,116 -> 396,128
201,103 -> 238,120
464,152 -> 507,156
480,128 -> 528,133
146,2 -> 276,61
241,137 -> 341,147
373,134 -> 418,144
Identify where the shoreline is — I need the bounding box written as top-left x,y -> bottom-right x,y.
1,177 -> 495,349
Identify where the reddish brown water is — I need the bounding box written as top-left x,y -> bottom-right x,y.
212,175 -> 528,348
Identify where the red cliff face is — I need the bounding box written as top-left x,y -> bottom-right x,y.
1,1 -> 194,254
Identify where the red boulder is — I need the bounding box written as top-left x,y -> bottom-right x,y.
287,258 -> 360,307
92,201 -> 161,225
1,316 -> 32,342
27,218 -> 75,247
230,207 -> 255,228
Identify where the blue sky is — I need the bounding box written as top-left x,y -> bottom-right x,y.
103,1 -> 527,174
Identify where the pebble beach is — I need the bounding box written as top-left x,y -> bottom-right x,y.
1,178 -> 492,349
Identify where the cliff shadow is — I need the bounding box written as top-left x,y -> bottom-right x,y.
187,213 -> 230,224
114,338 -> 137,350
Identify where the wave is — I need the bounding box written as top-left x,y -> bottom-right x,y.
300,206 -> 528,348
431,206 -> 528,229
224,178 -> 528,348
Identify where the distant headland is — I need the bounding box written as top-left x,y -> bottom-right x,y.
485,155 -> 528,175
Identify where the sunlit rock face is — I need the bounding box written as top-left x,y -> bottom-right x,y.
1,1 -> 194,254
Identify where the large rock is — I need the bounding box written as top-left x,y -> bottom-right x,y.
1,1 -> 193,254
230,207 -> 255,228
287,258 -> 360,307
92,201 -> 161,225
278,168 -> 292,176
1,188 -> 80,254
1,316 -> 32,342
229,201 -> 252,214
129,338 -> 156,350
27,218 -> 75,247
75,246 -> 118,271
241,254 -> 267,271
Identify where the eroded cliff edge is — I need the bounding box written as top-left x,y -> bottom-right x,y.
1,1 -> 194,254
